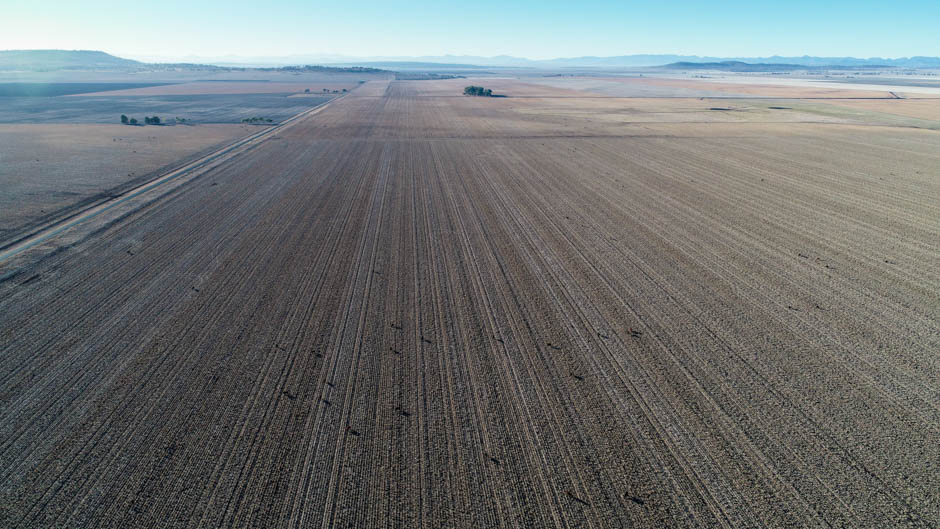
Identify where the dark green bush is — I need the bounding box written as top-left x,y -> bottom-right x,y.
464,86 -> 493,97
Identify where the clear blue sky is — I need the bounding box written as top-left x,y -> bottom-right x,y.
4,0 -> 938,59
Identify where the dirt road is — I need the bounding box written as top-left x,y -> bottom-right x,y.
1,80 -> 937,528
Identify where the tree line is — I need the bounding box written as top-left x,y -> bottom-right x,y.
464,86 -> 493,97
121,114 -> 162,125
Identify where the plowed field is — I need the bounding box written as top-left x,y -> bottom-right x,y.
1,80 -> 937,528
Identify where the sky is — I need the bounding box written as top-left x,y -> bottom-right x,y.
4,0 -> 939,60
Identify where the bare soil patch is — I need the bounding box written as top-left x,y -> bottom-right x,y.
534,75 -> 898,98
0,79 -> 936,528
0,123 -> 251,245
0,93 -> 332,124
633,76 -> 899,98
74,81 -> 358,96
817,97 -> 940,122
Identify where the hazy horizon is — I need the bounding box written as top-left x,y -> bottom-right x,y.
110,51 -> 940,64
5,0 -> 939,62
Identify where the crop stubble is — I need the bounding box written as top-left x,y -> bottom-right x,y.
0,79 -> 937,528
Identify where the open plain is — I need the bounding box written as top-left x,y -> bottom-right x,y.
0,78 -> 938,528
0,123 -> 256,245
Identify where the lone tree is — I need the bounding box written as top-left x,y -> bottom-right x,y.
120,114 -> 128,124
129,118 -> 138,125
464,85 -> 493,97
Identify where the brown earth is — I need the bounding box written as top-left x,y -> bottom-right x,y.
73,81 -> 359,97
400,77 -> 594,97
528,75 -> 915,99
819,97 -> 940,121
0,123 -> 254,246
603,76 -> 898,98
0,79 -> 937,528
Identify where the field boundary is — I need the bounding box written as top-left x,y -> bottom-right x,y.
0,93 -> 347,265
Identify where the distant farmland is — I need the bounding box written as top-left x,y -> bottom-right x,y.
0,123 -> 254,245
0,93 -> 333,124
0,82 -> 171,97
0,77 -> 937,528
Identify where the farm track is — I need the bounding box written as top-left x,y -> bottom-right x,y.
0,80 -> 938,528
0,94 -> 342,265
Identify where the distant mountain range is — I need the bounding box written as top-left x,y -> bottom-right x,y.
661,61 -> 896,72
162,53 -> 940,69
0,50 -> 226,72
528,55 -> 940,68
4,50 -> 940,72
0,50 -> 386,74
0,50 -> 142,70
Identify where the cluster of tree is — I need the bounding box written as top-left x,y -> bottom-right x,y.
242,117 -> 273,124
120,114 -> 163,125
464,86 -> 493,97
305,87 -> 347,94
396,73 -> 464,80
259,65 -> 387,74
